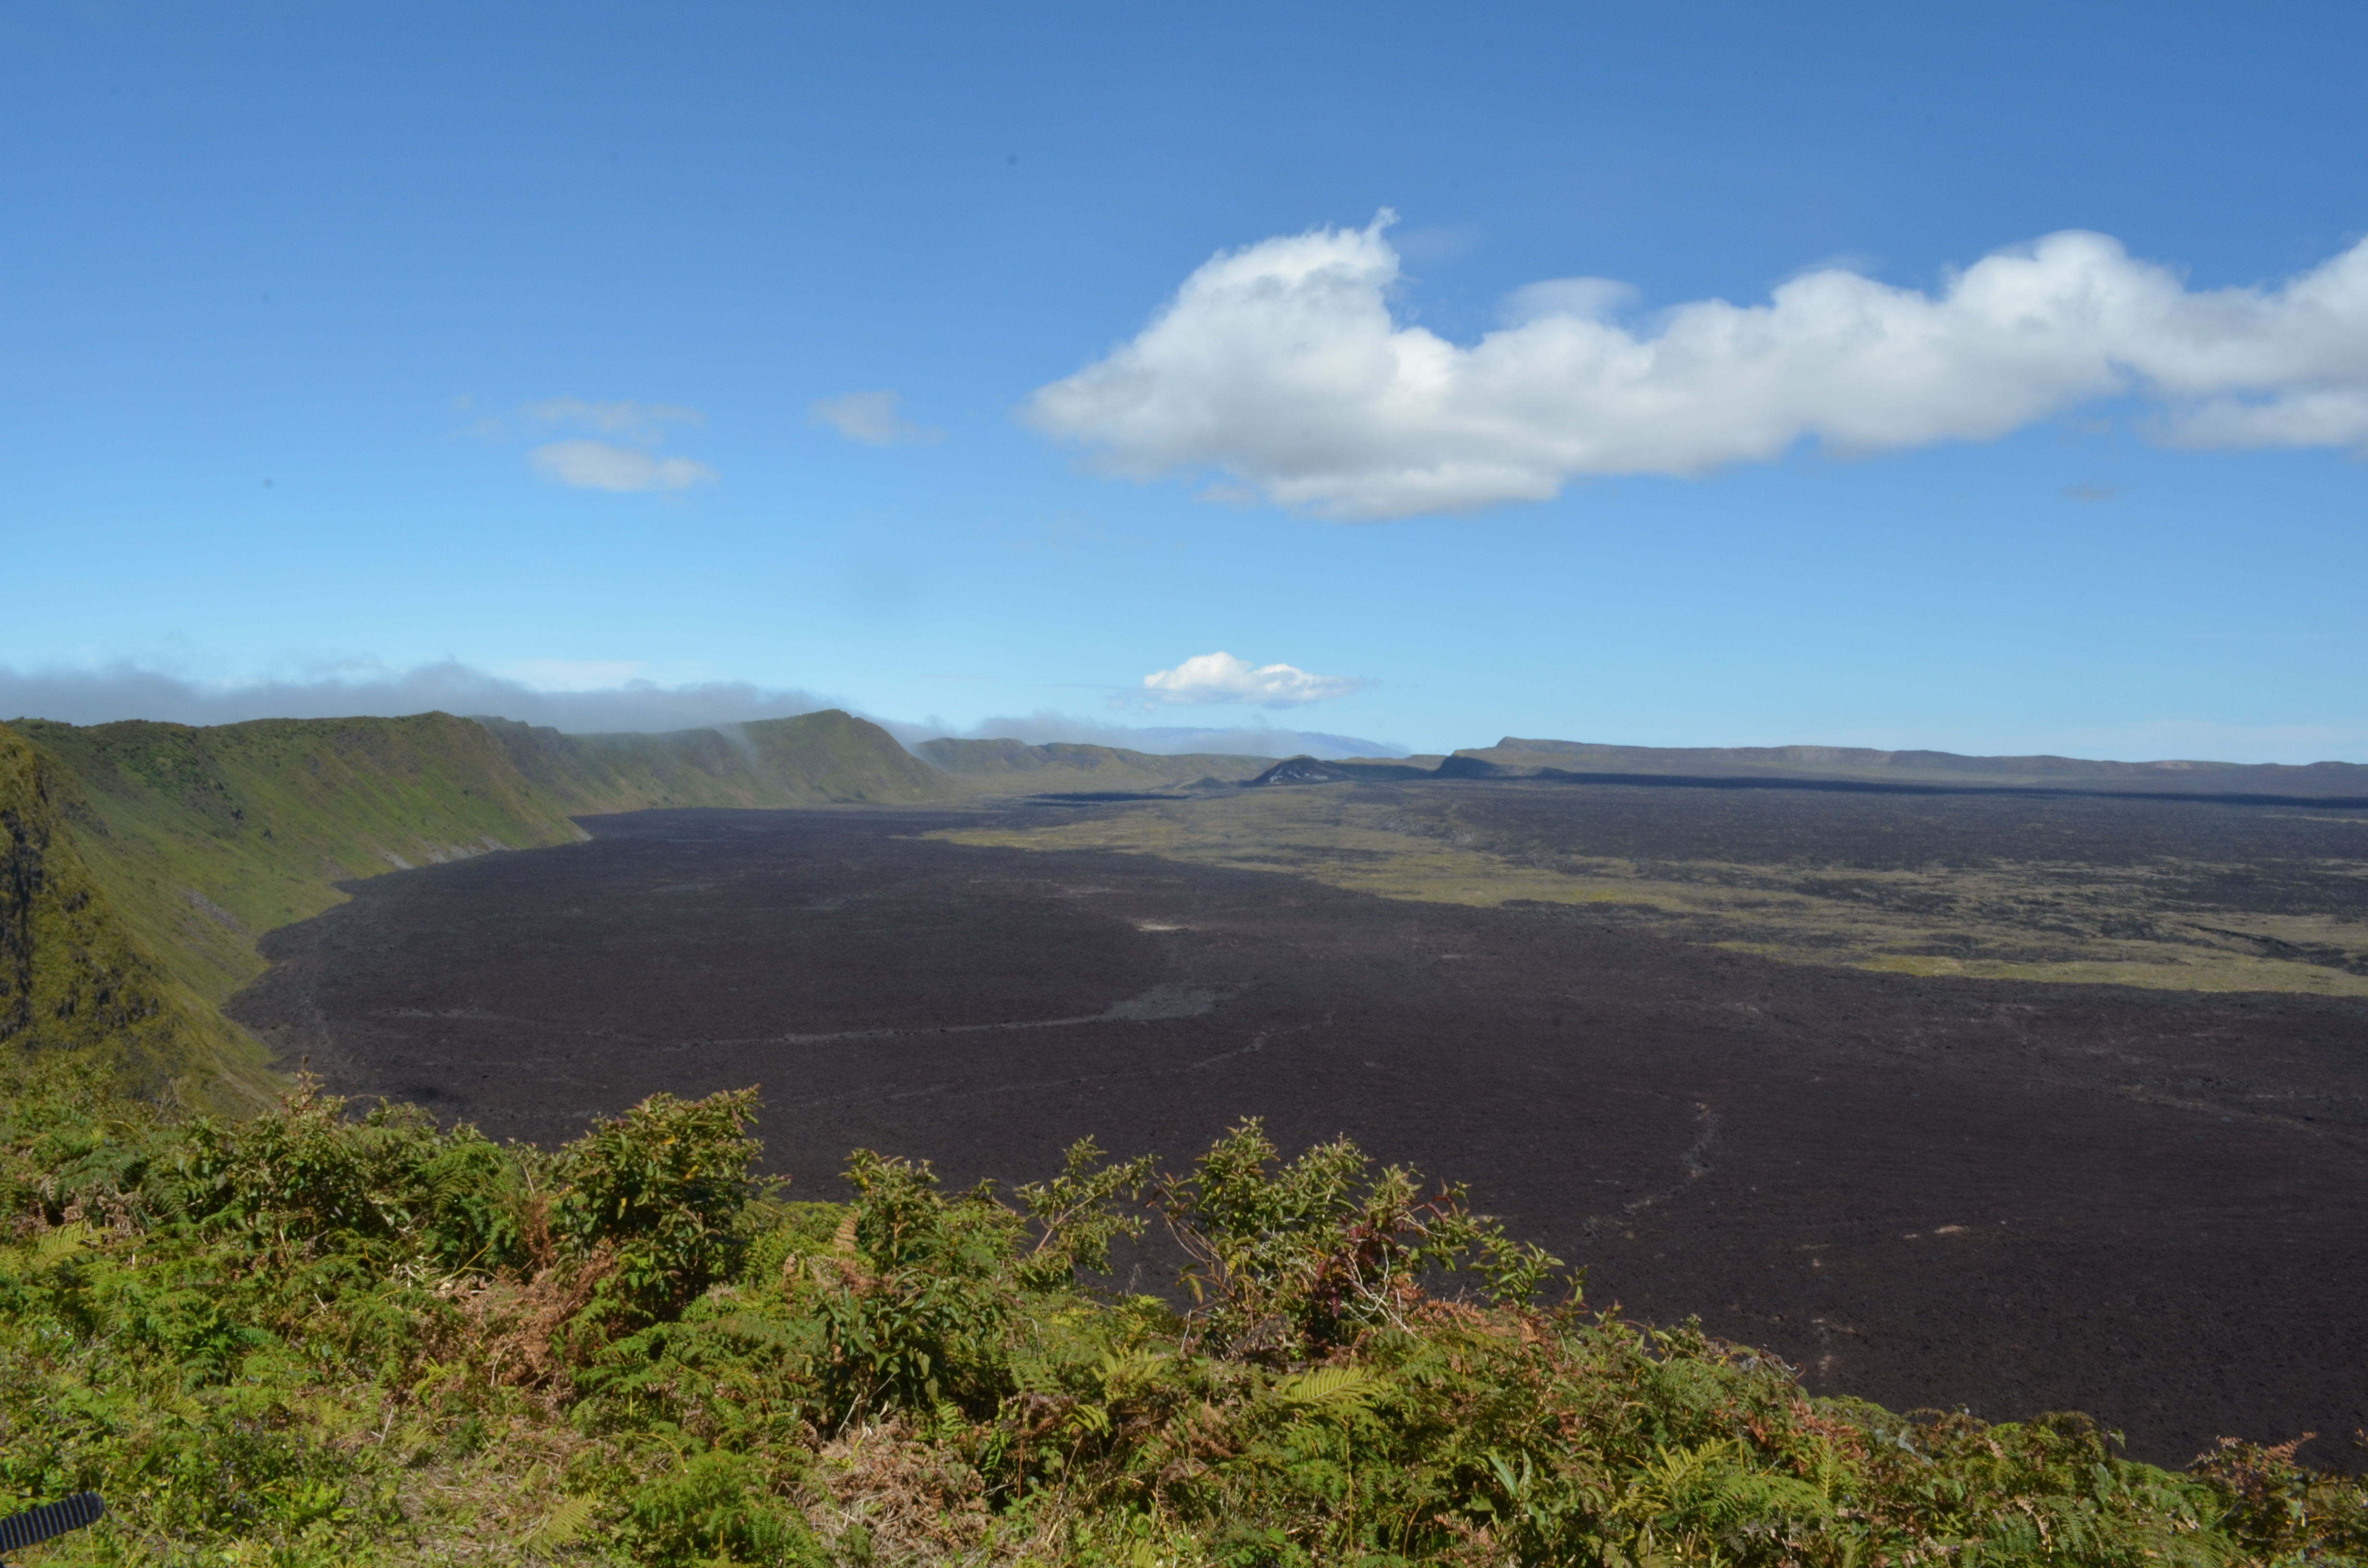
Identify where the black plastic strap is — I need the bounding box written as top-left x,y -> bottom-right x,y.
0,1492 -> 106,1554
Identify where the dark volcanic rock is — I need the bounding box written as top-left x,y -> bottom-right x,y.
230,805 -> 2368,1472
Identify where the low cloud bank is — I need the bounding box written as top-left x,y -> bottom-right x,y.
886,710 -> 1406,760
1026,215 -> 2368,518
0,662 -> 832,734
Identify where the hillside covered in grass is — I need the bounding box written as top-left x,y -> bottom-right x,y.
0,709 -> 962,1108
480,711 -> 957,815
0,724 -> 274,1112
16,714 -> 587,1010
5,1052 -> 2359,1567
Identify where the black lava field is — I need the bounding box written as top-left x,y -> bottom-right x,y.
229,803 -> 2368,1472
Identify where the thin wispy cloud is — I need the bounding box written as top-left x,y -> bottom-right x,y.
529,440 -> 717,493
1141,651 -> 1368,708
1025,214 -> 2368,519
1496,276 -> 1640,326
810,390 -> 943,446
469,395 -> 723,492
523,398 -> 704,439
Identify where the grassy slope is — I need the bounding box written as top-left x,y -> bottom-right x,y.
918,738 -> 1271,795
1457,738 -> 2368,797
13,714 -> 588,1012
0,724 -> 275,1111
483,710 -> 956,812
5,708 -> 953,1106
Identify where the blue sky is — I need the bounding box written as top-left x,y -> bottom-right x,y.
4,1 -> 2364,760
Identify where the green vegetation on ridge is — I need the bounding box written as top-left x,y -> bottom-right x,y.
0,725 -> 271,1111
482,710 -> 955,813
0,708 -> 952,1108
5,1054 -> 2360,1566
16,714 -> 585,1007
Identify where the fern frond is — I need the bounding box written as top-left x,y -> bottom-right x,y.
519,1493 -> 599,1554
1098,1348 -> 1172,1394
708,1311 -> 803,1348
1274,1364 -> 1375,1411
35,1220 -> 99,1263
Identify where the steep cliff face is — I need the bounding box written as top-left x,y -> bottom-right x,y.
0,723 -> 275,1110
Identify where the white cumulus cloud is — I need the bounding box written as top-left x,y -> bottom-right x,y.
529,440 -> 718,493
1024,213 -> 2368,519
1141,651 -> 1367,708
809,390 -> 943,446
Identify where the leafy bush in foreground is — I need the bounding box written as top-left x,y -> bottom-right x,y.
1,1049 -> 2362,1566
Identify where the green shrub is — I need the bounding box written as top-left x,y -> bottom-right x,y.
622,1449 -> 824,1567
811,1150 -> 1023,1421
557,1087 -> 761,1323
2,1049 -> 2363,1567
149,1074 -> 538,1279
1151,1117 -> 1562,1357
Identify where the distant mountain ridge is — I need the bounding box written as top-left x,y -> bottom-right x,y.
1451,738 -> 2368,798
1242,737 -> 2368,800
1108,725 -> 1408,760
917,737 -> 1270,793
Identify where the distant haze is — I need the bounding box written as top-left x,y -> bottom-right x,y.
883,713 -> 1407,760
13,662 -> 2360,770
0,662 -> 1404,760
